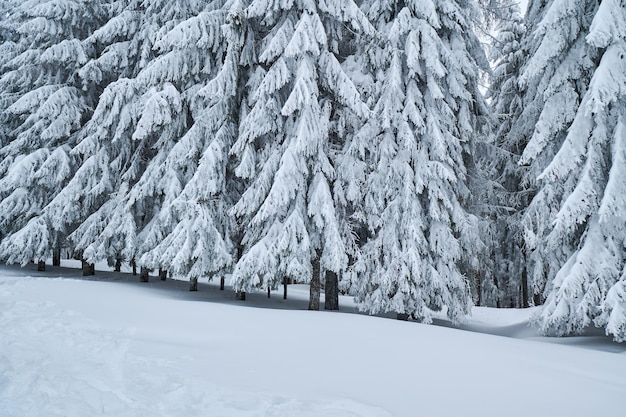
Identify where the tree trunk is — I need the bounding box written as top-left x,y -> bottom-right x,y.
82,259 -> 95,276
494,276 -> 501,308
131,258 -> 137,276
159,268 -> 167,281
220,276 -> 225,291
283,277 -> 288,300
521,265 -> 529,308
267,287 -> 271,298
114,257 -> 122,272
52,246 -> 61,267
234,242 -> 245,300
37,260 -> 45,271
140,267 -> 149,282
309,255 -> 321,310
190,276 -> 198,291
533,292 -> 542,307
475,270 -> 482,307
324,270 -> 339,310
397,313 -> 410,321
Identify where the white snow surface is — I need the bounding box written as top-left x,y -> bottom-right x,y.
1,261 -> 625,417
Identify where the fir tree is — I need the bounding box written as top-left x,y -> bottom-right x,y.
348,0 -> 489,322
229,0 -> 374,309
139,0 -> 252,289
48,0 -> 222,274
480,3 -> 529,307
0,0 -> 109,266
529,0 -> 626,341
515,0 -> 599,306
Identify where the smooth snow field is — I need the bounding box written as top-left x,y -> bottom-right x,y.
1,262 -> 625,417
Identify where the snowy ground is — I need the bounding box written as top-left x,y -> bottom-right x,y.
1,261 -> 625,417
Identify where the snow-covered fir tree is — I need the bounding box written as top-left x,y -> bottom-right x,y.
229,0 -> 374,309
347,0 -> 489,322
524,0 -> 626,341
47,0 -> 226,277
0,0 -> 109,266
480,3 -> 529,307
138,0 -> 253,289
512,0 -> 598,306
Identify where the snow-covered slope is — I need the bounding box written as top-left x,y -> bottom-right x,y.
1,262 -> 624,417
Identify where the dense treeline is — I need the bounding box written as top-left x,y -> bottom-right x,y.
0,0 -> 624,341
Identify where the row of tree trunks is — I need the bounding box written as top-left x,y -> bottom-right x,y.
265,277 -> 292,300
308,255 -> 340,310
35,240 -> 62,271
35,248 -> 336,310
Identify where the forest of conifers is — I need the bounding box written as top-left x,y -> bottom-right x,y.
0,0 -> 624,341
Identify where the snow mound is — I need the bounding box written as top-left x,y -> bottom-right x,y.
0,277 -> 391,417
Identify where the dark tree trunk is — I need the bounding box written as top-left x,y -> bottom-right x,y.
52,246 -> 61,267
494,276 -> 501,308
521,266 -> 529,308
131,258 -> 137,276
324,270 -> 339,310
267,287 -> 271,298
533,292 -> 542,307
283,277 -> 288,300
114,258 -> 122,272
475,271 -> 482,307
82,259 -> 95,276
37,260 -> 45,271
309,255 -> 321,310
397,313 -> 410,321
159,268 -> 167,281
190,276 -> 198,291
234,243 -> 245,300
140,267 -> 149,282
220,276 -> 225,291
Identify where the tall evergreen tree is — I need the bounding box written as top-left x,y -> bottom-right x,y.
47,0 -> 222,275
138,0 -> 253,289
229,0 -> 374,309
513,0 -> 598,306
524,0 -> 626,341
0,0 -> 109,265
480,3 -> 529,307
348,0 -> 489,322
